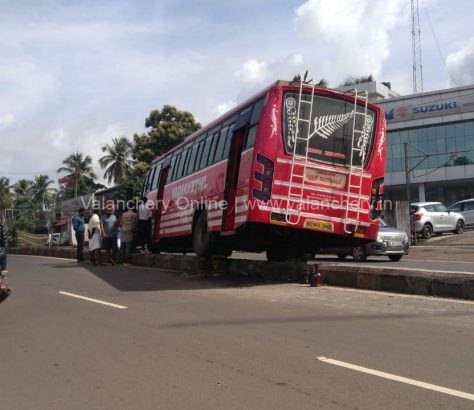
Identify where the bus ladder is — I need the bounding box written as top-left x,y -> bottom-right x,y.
343,89 -> 369,234
285,79 -> 316,225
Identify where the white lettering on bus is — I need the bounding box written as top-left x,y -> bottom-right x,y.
172,176 -> 208,199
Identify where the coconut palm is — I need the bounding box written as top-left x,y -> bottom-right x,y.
12,179 -> 33,206
57,152 -> 97,198
30,174 -> 56,210
99,137 -> 133,185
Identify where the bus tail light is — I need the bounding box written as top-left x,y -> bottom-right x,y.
369,177 -> 384,219
253,154 -> 274,203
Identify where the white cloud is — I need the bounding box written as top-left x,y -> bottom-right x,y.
446,38 -> 474,86
214,100 -> 237,116
236,59 -> 270,86
293,0 -> 407,82
0,113 -> 16,127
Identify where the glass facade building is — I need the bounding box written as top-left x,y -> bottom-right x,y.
375,83 -> 474,205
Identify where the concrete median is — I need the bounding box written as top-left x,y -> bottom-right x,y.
8,247 -> 474,300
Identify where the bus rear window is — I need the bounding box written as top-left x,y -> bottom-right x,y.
282,92 -> 376,167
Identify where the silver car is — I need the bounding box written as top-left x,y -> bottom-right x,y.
410,202 -> 465,239
448,199 -> 474,229
319,219 -> 409,262
342,219 -> 409,262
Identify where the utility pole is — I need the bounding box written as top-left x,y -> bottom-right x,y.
411,0 -> 424,93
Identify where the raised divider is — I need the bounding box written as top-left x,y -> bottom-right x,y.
7,247 -> 474,300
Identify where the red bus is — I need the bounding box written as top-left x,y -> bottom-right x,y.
141,79 -> 386,261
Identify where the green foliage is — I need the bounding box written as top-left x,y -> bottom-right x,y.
30,174 -> 56,210
99,136 -> 133,185
341,74 -> 374,87
132,105 -> 201,168
453,155 -> 473,166
57,152 -> 98,200
0,176 -> 12,212
12,179 -> 33,206
13,202 -> 45,232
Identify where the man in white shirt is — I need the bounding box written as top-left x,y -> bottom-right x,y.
88,209 -> 103,265
136,197 -> 151,252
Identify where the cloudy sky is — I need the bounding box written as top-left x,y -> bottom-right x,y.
1,0 -> 473,186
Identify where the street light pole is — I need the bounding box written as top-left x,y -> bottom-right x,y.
404,142 -> 410,205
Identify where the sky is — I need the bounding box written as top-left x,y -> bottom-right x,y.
1,0 -> 474,186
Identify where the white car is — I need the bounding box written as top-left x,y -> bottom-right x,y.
410,202 -> 465,239
448,199 -> 474,229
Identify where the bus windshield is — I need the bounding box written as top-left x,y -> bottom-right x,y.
282,92 -> 376,167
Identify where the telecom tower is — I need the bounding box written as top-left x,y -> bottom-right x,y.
411,0 -> 423,93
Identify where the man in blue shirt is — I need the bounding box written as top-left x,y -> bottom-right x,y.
71,208 -> 86,262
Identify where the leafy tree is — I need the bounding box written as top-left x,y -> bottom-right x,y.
30,174 -> 56,210
132,105 -> 201,169
99,137 -> 133,185
0,176 -> 12,212
12,179 -> 33,207
341,74 -> 374,87
57,152 -> 97,199
453,155 -> 473,166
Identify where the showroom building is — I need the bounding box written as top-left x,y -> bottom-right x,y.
351,82 -> 474,206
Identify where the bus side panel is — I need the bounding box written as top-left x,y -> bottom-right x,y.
158,161 -> 227,238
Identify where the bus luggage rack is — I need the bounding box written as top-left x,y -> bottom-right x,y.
342,88 -> 370,234
285,78 -> 316,225
285,79 -> 370,232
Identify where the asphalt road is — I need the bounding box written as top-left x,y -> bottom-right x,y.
1,255 -> 474,409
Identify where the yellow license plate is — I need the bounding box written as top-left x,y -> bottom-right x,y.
305,220 -> 334,232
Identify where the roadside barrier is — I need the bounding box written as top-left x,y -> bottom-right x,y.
7,247 -> 474,300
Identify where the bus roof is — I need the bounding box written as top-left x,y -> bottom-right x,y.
151,80 -> 381,164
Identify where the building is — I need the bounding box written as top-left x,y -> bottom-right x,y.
368,83 -> 474,206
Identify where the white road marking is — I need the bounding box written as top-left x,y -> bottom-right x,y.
317,357 -> 474,401
59,291 -> 127,309
314,285 -> 474,305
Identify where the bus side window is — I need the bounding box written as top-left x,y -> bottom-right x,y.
199,136 -> 213,169
166,156 -> 177,184
194,140 -> 205,172
244,98 -> 264,149
151,163 -> 162,190
214,125 -> 228,163
172,152 -> 183,181
146,166 -> 156,192
207,132 -> 219,166
187,144 -> 198,175
222,123 -> 235,159
176,150 -> 188,180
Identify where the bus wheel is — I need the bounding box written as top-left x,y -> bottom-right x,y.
352,246 -> 367,262
193,212 -> 211,258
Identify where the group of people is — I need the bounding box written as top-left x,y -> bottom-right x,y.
71,198 -> 151,266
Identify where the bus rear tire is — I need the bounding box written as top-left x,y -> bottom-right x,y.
193,212 -> 212,258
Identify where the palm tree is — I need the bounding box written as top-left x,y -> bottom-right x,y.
99,137 -> 133,185
12,179 -> 33,206
0,176 -> 12,212
57,152 -> 97,199
30,174 -> 56,210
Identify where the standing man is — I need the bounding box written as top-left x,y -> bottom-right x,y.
100,205 -> 118,265
136,196 -> 151,252
0,218 -> 8,274
120,206 -> 138,264
88,208 -> 102,266
71,208 -> 86,262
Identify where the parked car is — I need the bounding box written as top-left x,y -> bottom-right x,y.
448,199 -> 474,229
410,202 -> 465,239
319,219 -> 410,262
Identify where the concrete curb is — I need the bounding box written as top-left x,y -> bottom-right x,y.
8,247 -> 474,300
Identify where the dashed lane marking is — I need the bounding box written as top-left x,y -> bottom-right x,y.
317,356 -> 474,401
59,291 -> 128,309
